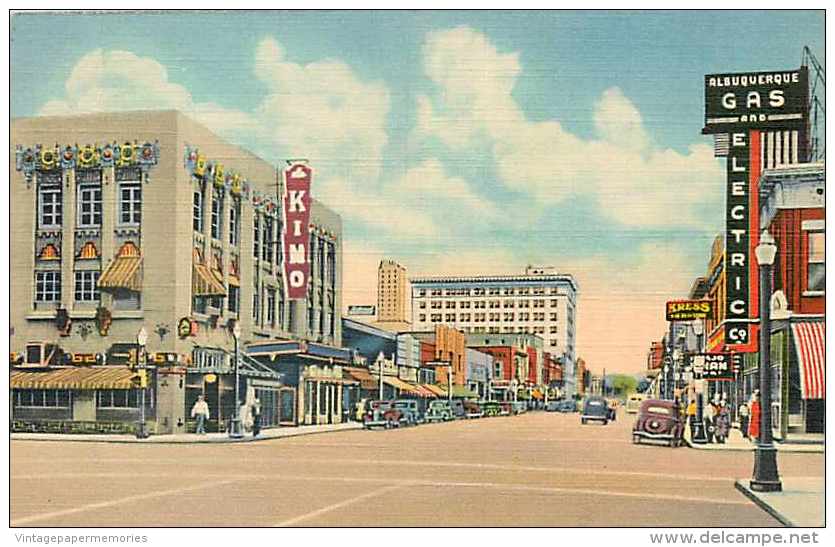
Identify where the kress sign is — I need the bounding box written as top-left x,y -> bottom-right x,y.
666,300 -> 713,321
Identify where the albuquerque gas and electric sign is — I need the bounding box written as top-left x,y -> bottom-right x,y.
702,66 -> 808,352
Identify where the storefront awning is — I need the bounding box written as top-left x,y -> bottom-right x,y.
423,384 -> 449,397
384,376 -> 421,394
791,321 -> 825,400
412,384 -> 437,398
10,367 -> 136,390
193,262 -> 226,297
344,367 -> 379,391
98,255 -> 142,291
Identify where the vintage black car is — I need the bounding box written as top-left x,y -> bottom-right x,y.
632,399 -> 685,447
581,396 -> 610,425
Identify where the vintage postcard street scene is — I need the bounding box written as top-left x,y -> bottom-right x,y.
6,9 -> 826,533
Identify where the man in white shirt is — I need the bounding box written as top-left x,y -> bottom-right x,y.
191,394 -> 210,434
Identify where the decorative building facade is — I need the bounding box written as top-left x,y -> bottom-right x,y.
10,111 -> 343,433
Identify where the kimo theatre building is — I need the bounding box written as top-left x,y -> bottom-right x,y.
10,111 -> 344,435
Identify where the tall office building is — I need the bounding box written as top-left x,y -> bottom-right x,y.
377,259 -> 408,323
410,266 -> 578,394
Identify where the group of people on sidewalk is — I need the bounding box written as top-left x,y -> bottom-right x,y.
189,394 -> 262,437
684,390 -> 761,444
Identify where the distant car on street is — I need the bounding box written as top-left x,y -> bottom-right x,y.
481,401 -> 501,417
581,396 -> 610,425
392,399 -> 422,425
362,400 -> 403,429
545,400 -> 562,412
626,393 -> 647,414
498,402 -> 512,416
425,400 -> 454,423
632,399 -> 684,447
510,401 -> 527,415
463,400 -> 484,419
555,399 -> 577,413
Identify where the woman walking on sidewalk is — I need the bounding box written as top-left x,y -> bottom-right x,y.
748,391 -> 761,442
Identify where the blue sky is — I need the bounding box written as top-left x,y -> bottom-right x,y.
10,10 -> 825,373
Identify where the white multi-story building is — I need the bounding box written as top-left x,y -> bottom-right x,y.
410,266 -> 578,393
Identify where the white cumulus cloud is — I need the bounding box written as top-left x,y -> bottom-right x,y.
415,26 -> 725,229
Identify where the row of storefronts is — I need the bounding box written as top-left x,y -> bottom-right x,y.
647,164 -> 824,440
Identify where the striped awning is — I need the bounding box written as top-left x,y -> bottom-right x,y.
10,367 -> 137,390
98,256 -> 142,291
411,384 -> 437,398
193,263 -> 226,297
791,321 -> 825,400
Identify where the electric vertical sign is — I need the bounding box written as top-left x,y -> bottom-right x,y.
282,163 -> 312,300
724,132 -> 751,347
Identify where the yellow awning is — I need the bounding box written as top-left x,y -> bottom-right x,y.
423,384 -> 449,397
10,367 -> 137,390
228,274 -> 240,287
193,263 -> 226,297
98,255 -> 142,291
384,377 -> 420,394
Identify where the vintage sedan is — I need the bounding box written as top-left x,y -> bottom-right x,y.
362,400 -> 403,429
555,399 -> 577,413
632,399 -> 685,447
481,401 -> 501,417
581,396 -> 610,425
463,401 -> 484,419
425,400 -> 455,423
392,399 -> 422,426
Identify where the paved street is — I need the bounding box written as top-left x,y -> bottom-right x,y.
11,410 -> 823,527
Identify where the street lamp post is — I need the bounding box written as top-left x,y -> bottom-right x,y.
751,230 -> 781,492
447,363 -> 453,404
691,320 -> 707,444
135,327 -> 149,439
672,349 -> 681,403
228,321 -> 244,439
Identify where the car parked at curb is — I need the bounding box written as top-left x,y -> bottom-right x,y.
510,401 -> 527,415
392,399 -> 422,425
425,400 -> 454,423
362,400 -> 403,429
463,401 -> 484,419
498,402 -> 512,416
555,399 -> 577,413
632,399 -> 685,447
481,401 -> 501,417
581,396 -> 610,425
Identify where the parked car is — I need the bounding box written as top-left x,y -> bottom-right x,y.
510,401 -> 527,415
480,401 -> 501,417
392,399 -> 422,425
463,400 -> 484,419
449,399 -> 467,419
555,399 -> 577,413
498,402 -> 512,416
362,400 -> 403,429
632,399 -> 685,447
545,400 -> 562,412
581,396 -> 610,425
425,400 -> 455,423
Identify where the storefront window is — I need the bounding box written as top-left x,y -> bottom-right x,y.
15,389 -> 71,407
96,389 -> 140,408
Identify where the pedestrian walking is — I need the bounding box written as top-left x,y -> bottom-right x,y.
715,401 -> 730,444
191,394 -> 210,435
686,398 -> 697,438
748,391 -> 761,442
704,399 -> 717,443
251,396 -> 262,437
738,401 -> 750,439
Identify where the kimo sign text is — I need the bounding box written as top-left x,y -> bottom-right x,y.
282,163 -> 313,300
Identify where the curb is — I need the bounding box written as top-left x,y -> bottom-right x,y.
734,480 -> 794,527
10,424 -> 364,445
684,435 -> 823,454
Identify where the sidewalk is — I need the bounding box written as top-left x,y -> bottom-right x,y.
735,477 -> 825,527
11,421 -> 363,444
683,426 -> 824,453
